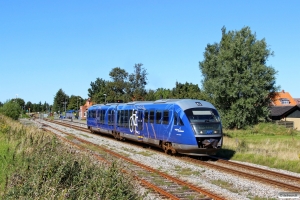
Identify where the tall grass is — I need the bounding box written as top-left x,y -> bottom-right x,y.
218,123 -> 300,173
0,115 -> 145,199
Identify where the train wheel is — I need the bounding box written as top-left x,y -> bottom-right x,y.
112,131 -> 118,139
162,142 -> 177,155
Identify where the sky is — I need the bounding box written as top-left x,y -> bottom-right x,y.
1,1 -> 299,105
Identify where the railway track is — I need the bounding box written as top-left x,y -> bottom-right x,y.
181,157 -> 300,192
39,119 -> 227,200
42,119 -> 300,192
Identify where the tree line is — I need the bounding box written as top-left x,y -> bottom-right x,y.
1,26 -> 278,129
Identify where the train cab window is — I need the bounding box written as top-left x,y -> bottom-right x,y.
185,109 -> 220,123
162,110 -> 169,124
178,118 -> 184,126
156,110 -> 162,124
144,110 -> 149,123
149,110 -> 154,123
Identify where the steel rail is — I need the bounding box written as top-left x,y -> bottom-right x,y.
41,120 -> 227,200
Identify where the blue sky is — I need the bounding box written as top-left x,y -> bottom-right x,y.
1,1 -> 299,105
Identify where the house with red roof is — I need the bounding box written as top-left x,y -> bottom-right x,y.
270,90 -> 300,131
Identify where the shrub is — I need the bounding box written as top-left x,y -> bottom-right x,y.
0,101 -> 21,120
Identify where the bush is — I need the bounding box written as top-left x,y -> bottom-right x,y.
0,101 -> 21,120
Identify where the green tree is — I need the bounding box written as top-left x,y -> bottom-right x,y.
88,78 -> 108,104
25,101 -> 33,113
0,101 -> 22,120
199,26 -> 278,129
154,88 -> 172,100
42,101 -> 50,112
10,98 -> 25,109
67,95 -> 82,110
0,101 -> 3,107
171,82 -> 205,100
144,89 -> 156,101
52,89 -> 69,113
128,63 -> 148,101
107,67 -> 129,102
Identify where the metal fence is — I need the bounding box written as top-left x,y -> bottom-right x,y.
272,120 -> 294,129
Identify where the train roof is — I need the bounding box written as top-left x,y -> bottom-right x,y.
88,99 -> 216,111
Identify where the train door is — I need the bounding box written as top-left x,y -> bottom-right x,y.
108,108 -> 114,130
96,109 -> 101,128
137,109 -> 144,131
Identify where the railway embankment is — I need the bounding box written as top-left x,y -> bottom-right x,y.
39,118 -> 300,199
0,116 -> 145,199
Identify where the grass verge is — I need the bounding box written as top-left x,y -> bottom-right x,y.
217,122 -> 300,173
0,115 -> 145,199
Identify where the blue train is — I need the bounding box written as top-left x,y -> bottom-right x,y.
87,99 -> 223,156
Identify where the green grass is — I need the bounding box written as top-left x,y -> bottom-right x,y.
217,122 -> 300,173
136,151 -> 154,156
0,115 -> 145,199
211,179 -> 240,193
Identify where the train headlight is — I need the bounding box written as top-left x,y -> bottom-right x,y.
214,130 -> 218,134
200,131 -> 203,134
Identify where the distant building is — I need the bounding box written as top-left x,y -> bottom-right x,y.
270,90 -> 297,106
79,98 -> 94,120
269,90 -> 300,130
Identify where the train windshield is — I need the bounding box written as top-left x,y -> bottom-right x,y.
184,108 -> 222,135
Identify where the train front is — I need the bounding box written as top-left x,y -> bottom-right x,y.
181,107 -> 223,156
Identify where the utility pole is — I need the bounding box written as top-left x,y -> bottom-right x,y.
62,100 -> 67,118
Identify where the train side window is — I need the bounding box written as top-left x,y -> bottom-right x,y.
102,110 -> 104,124
156,110 -> 162,124
149,110 -> 154,123
111,110 -> 115,124
144,110 -> 148,123
100,110 -> 103,124
162,110 -> 169,125
120,110 -> 124,127
124,110 -> 129,127
108,110 -> 111,125
104,110 -> 107,125
99,110 -> 102,123
118,110 -> 121,126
